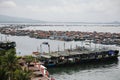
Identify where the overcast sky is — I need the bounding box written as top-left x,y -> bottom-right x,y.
0,0 -> 120,22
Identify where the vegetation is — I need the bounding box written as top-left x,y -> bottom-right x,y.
14,69 -> 32,80
0,49 -> 32,80
24,55 -> 34,68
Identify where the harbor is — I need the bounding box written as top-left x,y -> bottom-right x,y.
0,0 -> 120,79
0,37 -> 120,80
0,23 -> 120,80
0,36 -> 120,80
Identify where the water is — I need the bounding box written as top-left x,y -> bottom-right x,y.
48,58 -> 120,80
22,23 -> 120,33
0,23 -> 120,80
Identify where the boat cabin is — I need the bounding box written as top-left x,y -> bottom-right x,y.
0,41 -> 16,50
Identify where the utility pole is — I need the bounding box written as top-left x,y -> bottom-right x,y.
1,36 -> 2,41
40,44 -> 42,53
58,45 -> 60,52
5,35 -> 7,42
48,44 -> 50,54
64,42 -> 65,51
95,43 -> 96,51
70,44 -> 72,50
90,40 -> 91,49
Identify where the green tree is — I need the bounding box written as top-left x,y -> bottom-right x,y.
0,49 -> 33,80
24,55 -> 34,68
2,49 -> 20,80
0,67 -> 8,80
14,69 -> 32,80
0,50 -> 8,80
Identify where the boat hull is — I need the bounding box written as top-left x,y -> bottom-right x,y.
41,50 -> 119,67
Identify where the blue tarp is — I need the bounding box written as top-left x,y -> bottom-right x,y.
108,50 -> 115,54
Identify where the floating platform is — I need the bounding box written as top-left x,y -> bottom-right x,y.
39,48 -> 119,67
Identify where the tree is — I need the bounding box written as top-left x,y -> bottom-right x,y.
0,48 -> 33,80
24,55 -> 34,69
0,50 -> 8,80
2,49 -> 20,80
14,69 -> 32,80
0,67 -> 8,80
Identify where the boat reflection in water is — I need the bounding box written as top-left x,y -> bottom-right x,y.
48,58 -> 119,74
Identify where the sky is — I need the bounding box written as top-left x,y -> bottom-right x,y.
0,0 -> 120,22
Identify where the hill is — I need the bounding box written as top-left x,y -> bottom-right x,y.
0,15 -> 44,23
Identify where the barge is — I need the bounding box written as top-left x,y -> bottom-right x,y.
39,47 -> 119,67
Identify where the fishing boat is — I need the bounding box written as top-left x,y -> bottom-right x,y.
0,41 -> 16,50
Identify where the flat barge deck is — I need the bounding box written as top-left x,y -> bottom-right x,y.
39,47 -> 119,67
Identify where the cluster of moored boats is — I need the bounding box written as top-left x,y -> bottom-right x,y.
0,26 -> 120,46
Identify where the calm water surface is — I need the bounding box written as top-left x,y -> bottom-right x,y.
48,59 -> 120,80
